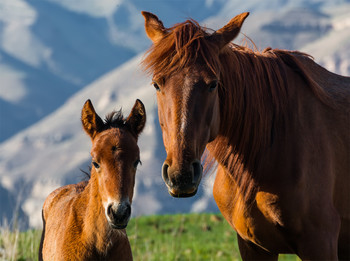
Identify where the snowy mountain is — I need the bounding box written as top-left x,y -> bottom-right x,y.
0,0 -> 225,142
0,0 -> 349,228
0,54 -> 219,228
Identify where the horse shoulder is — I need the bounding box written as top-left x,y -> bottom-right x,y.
213,169 -> 252,242
213,165 -> 237,225
213,166 -> 302,253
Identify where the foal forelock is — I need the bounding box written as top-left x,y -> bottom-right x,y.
104,110 -> 126,129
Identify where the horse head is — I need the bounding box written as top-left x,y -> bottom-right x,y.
142,11 -> 248,197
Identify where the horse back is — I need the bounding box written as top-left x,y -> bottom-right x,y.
294,53 -> 350,110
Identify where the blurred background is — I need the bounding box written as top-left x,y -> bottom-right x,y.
0,0 -> 349,229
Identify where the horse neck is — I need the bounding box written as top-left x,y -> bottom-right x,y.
79,172 -> 126,252
207,47 -> 339,203
208,49 -> 304,201
214,49 -> 289,171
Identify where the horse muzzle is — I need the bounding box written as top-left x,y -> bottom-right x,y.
168,187 -> 198,198
162,160 -> 203,198
106,201 -> 131,229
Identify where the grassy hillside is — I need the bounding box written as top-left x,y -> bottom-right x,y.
0,213 -> 300,260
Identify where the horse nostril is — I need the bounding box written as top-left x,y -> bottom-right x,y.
192,160 -> 203,185
162,162 -> 172,187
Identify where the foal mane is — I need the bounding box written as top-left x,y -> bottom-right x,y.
142,18 -> 335,202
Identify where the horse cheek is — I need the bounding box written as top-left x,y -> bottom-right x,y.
208,96 -> 220,142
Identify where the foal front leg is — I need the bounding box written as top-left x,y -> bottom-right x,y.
237,234 -> 278,261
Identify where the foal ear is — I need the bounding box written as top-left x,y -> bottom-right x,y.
126,99 -> 146,138
208,12 -> 249,50
81,99 -> 104,140
142,11 -> 166,43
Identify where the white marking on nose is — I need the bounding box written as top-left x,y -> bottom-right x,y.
180,116 -> 187,132
103,197 -> 130,222
179,98 -> 189,133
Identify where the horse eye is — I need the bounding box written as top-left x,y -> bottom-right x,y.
208,80 -> 218,92
92,161 -> 100,169
153,82 -> 160,91
134,159 -> 141,169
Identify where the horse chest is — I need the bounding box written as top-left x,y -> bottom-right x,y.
213,168 -> 293,253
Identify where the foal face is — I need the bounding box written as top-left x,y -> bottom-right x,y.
91,128 -> 140,229
153,66 -> 220,197
82,99 -> 146,229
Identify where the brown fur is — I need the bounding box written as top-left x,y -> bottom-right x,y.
142,11 -> 350,260
39,99 -> 146,260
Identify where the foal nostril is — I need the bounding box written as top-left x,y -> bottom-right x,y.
107,203 -> 119,222
124,203 -> 131,218
192,160 -> 203,185
107,203 -> 113,217
106,202 -> 131,229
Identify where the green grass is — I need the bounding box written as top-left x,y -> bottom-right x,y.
128,213 -> 300,261
128,213 -> 240,261
0,226 -> 41,261
0,213 -> 300,260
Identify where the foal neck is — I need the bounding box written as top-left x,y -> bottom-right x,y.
80,173 -> 128,254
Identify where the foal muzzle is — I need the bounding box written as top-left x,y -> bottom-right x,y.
106,201 -> 131,229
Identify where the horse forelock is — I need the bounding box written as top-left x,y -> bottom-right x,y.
142,19 -> 221,80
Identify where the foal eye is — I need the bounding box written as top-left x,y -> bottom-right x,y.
92,161 -> 100,169
152,82 -> 160,91
134,159 -> 142,169
208,80 -> 218,92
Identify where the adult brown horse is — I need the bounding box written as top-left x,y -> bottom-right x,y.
141,11 -> 350,260
39,99 -> 146,260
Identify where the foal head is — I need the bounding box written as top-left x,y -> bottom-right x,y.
142,11 -> 249,197
81,99 -> 146,229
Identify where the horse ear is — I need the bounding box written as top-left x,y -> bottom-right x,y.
208,12 -> 249,50
126,99 -> 146,138
142,11 -> 166,43
81,99 -> 104,140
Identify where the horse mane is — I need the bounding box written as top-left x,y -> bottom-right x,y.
142,18 -> 336,203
